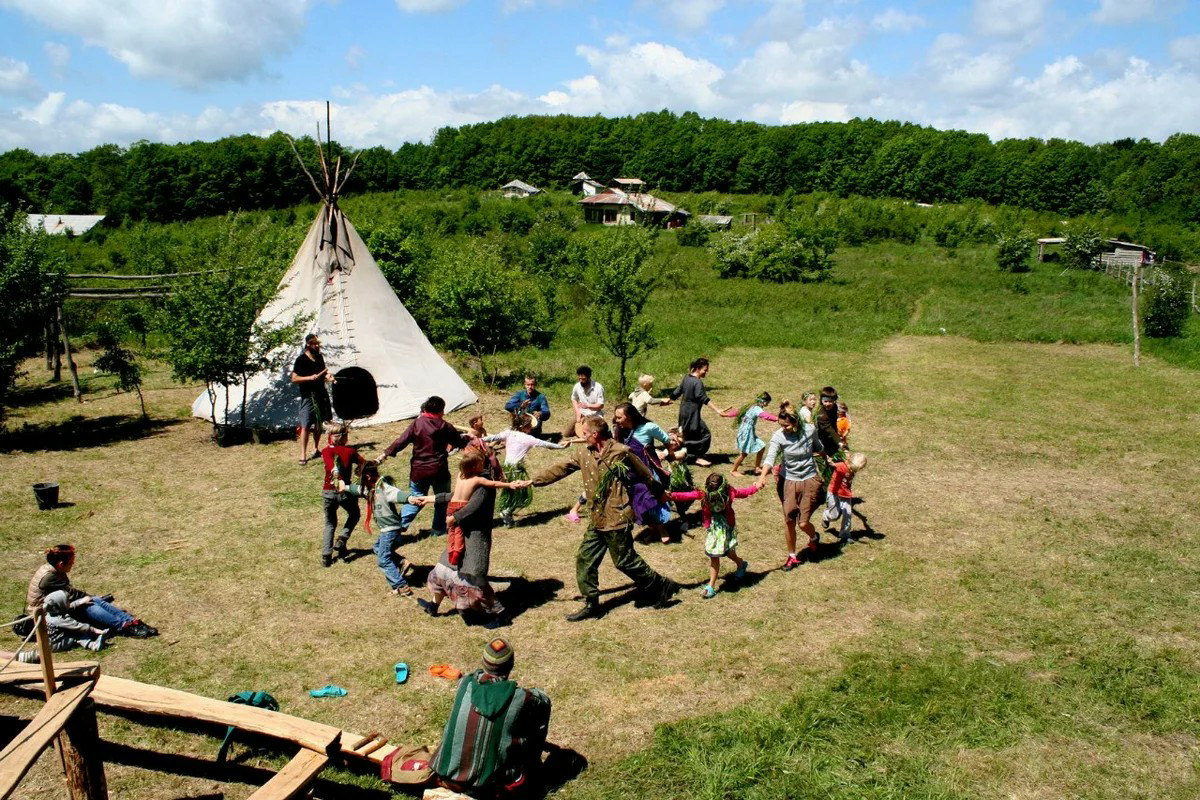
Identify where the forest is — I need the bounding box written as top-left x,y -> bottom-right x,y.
2,111 -> 1199,226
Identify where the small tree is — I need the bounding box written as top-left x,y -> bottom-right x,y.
995,229 -> 1034,273
583,228 -> 660,397
1143,265 -> 1190,338
1062,226 -> 1104,270
424,240 -> 555,384
160,216 -> 304,436
0,209 -> 65,426
93,325 -> 147,419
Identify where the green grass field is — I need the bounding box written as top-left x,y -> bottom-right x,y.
3,222 -> 1199,799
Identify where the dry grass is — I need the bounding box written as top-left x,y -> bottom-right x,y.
2,334 -> 1199,799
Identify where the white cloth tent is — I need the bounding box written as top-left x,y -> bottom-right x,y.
192,206 -> 476,428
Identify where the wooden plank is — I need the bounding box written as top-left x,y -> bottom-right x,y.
340,729 -> 398,764
247,750 -> 328,800
90,676 -> 340,757
0,681 -> 94,799
0,662 -> 98,688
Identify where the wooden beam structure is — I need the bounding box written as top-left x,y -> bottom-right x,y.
246,750 -> 329,800
0,681 -> 95,800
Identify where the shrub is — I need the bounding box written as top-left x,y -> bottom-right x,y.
709,220 -> 836,283
1063,226 -> 1105,270
367,227 -> 431,307
1143,266 -> 1191,338
677,224 -> 711,248
995,229 -> 1034,273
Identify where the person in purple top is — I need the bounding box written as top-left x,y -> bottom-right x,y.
377,396 -> 471,535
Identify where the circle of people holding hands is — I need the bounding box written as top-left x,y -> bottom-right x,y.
318,357 -> 868,629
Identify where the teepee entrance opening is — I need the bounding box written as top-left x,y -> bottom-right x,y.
332,366 -> 379,420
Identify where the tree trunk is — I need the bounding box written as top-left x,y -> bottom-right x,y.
57,306 -> 82,402
135,386 -> 147,420
240,372 -> 248,430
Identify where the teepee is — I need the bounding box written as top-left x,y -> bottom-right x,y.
192,115 -> 476,428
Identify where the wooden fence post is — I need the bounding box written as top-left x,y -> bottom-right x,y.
57,305 -> 83,402
33,610 -> 108,799
1132,264 -> 1141,367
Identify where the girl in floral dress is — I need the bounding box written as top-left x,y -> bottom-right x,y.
668,473 -> 760,598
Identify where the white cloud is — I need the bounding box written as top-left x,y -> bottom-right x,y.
1168,34 -> 1200,66
776,99 -> 851,123
0,0 -> 314,88
872,8 -> 925,32
539,40 -> 724,115
344,44 -> 365,70
972,0 -> 1044,38
743,0 -> 807,44
926,36 -> 1015,98
657,0 -> 724,33
393,0 -> 463,11
43,42 -> 70,73
722,21 -> 876,103
1091,0 -> 1157,25
0,56 -> 41,99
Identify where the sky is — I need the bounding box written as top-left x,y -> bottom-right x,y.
0,0 -> 1198,155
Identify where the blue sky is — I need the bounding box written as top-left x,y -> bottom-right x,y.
0,0 -> 1197,154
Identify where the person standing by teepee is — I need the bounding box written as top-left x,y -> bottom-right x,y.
291,333 -> 334,465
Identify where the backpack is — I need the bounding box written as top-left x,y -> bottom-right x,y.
216,690 -> 280,765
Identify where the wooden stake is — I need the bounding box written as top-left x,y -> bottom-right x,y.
1132,263 -> 1141,367
58,697 -> 109,800
58,306 -> 83,402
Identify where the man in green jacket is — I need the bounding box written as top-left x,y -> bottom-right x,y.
531,416 -> 680,621
432,638 -> 551,797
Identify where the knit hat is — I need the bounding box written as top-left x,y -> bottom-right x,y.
482,638 -> 514,672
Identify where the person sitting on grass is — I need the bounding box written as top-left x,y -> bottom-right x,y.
320,424 -> 366,567
432,638 -> 551,797
668,473 -> 760,599
504,373 -> 551,437
417,451 -> 530,629
25,544 -> 157,638
41,590 -> 111,652
484,413 -> 572,527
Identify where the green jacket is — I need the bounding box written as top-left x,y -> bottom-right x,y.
531,438 -> 657,531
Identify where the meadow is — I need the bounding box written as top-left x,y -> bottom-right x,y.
2,205 -> 1199,798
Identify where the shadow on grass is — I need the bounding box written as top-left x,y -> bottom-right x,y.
510,506 -> 572,527
101,740 -> 397,800
5,381 -> 80,409
493,576 -> 565,619
0,414 -> 183,453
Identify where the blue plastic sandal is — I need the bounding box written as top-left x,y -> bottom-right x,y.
394,662 -> 409,684
308,684 -> 348,698
700,584 -> 717,599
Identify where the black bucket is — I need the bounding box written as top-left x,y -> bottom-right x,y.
33,482 -> 59,510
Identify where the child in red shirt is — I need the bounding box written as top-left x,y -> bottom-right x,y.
321,424 -> 366,566
823,452 -> 867,543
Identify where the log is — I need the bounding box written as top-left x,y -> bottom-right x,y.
59,698 -> 108,800
90,677 -> 341,757
246,750 -> 327,800
0,680 -> 94,800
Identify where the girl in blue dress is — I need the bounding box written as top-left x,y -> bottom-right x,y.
730,392 -> 778,476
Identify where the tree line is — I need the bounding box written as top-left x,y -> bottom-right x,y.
2,113 -> 1199,225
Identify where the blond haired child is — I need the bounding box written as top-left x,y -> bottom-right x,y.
668,473 -> 760,598
823,452 -> 867,543
627,374 -> 673,417
798,392 -> 817,425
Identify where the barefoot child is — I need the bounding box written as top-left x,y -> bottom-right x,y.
823,452 -> 867,543
668,474 -> 759,598
484,413 -> 571,526
730,392 -> 778,476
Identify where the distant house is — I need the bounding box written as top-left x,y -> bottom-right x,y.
696,215 -> 733,230
26,214 -> 107,236
579,186 -> 689,228
571,171 -> 604,197
610,177 -> 646,193
501,180 -> 541,198
1037,236 -> 1155,265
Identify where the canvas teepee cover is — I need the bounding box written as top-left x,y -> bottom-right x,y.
192,205 -> 477,428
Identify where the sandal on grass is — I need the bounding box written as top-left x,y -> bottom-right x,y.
429,664 -> 463,680
394,662 -> 409,684
308,684 -> 348,698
